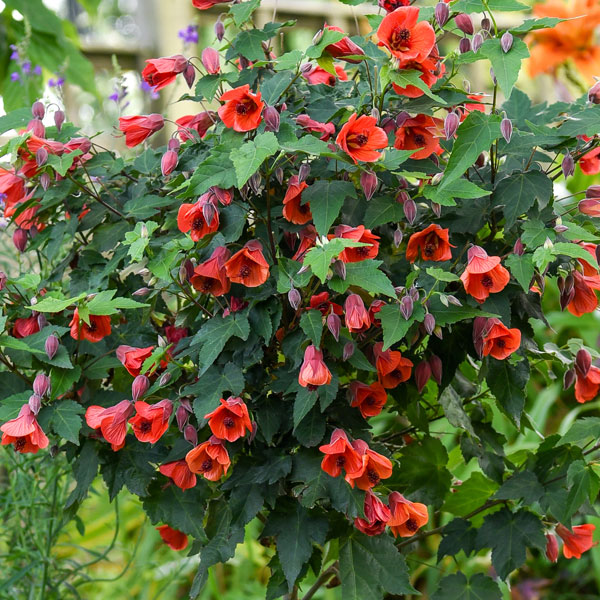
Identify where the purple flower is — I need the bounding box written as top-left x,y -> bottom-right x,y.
178,24 -> 199,45
108,92 -> 119,102
10,45 -> 19,61
10,72 -> 20,82
140,80 -> 159,100
33,65 -> 42,76
22,61 -> 31,74
49,75 -> 65,88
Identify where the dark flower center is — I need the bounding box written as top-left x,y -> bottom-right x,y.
307,384 -> 319,392
15,438 -> 26,451
414,134 -> 426,145
87,321 -> 97,332
423,233 -> 439,257
481,274 -> 493,288
239,264 -> 251,278
367,469 -> 380,484
365,395 -> 376,406
496,338 -> 506,348
201,458 -> 213,472
405,518 -> 418,532
140,420 -> 152,433
356,245 -> 370,256
235,103 -> 248,115
223,417 -> 235,428
192,217 -> 204,230
336,456 -> 346,468
390,368 -> 403,379
390,27 -> 411,50
298,203 -> 309,214
201,278 -> 214,292
354,133 -> 368,146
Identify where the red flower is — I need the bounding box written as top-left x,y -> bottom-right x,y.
156,525 -> 188,551
176,112 -> 216,141
354,491 -> 391,536
369,299 -> 386,326
481,319 -> 521,360
574,365 -> 600,403
344,294 -> 371,333
350,381 -> 388,418
85,399 -> 134,451
116,345 -> 156,377
192,0 -> 229,8
324,24 -> 365,63
346,439 -> 393,490
142,55 -> 188,90
191,246 -> 231,296
218,84 -> 264,132
394,114 -> 443,159
379,0 -> 410,13
556,523 -> 597,559
567,271 -> 600,316
377,6 -> 436,63
460,246 -> 510,303
165,325 -> 188,349
159,460 -> 197,490
12,316 -> 40,338
580,147 -> 600,176
118,114 -> 164,148
1,404 -> 49,454
224,240 -> 270,287
406,223 -> 453,262
374,342 -> 413,388
546,533 -> 559,562
69,309 -> 112,343
129,399 -> 172,443
296,115 -> 335,141
0,167 -> 26,210
302,64 -> 349,86
393,47 -> 445,98
309,292 -> 343,316
283,176 -> 312,224
177,200 -> 220,242
299,345 -> 332,387
336,113 -> 388,164
292,225 -> 318,262
185,435 -> 231,481
335,224 -> 380,263
387,492 -> 429,537
204,396 -> 252,442
319,428 -> 363,478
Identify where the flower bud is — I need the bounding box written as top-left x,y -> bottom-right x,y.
396,190 -> 410,204
403,197 -> 417,224
13,228 -> 27,252
45,333 -> 59,359
424,313 -> 435,335
202,199 -> 217,227
264,105 -> 280,132
32,101 -> 45,119
554,224 -> 568,233
288,287 -> 301,310
455,14 -> 474,35
133,287 -> 151,297
429,354 -> 442,384
562,153 -> 575,177
201,47 -> 220,74
312,29 -> 324,45
36,147 -> 48,167
576,348 -> 592,376
513,237 -> 524,256
490,67 -> 497,84
563,367 -> 576,390
545,533 -> 559,563
38,172 -> 50,191
215,19 -> 225,42
435,2 -> 450,27
415,361 -> 432,393
275,167 -> 284,185
0,271 -> 5,292
54,110 -> 65,132
161,149 -> 178,177
176,405 -> 189,431
472,33 -> 483,52
586,184 -> 600,199
501,31 -> 513,53
183,64 -> 196,89
37,312 -> 47,330
343,342 -> 355,361
33,374 -> 51,397
500,117 -> 513,143
248,172 -> 262,194
431,202 -> 442,218
298,163 -> 311,183
132,374 -> 150,402
481,17 -> 491,31
168,138 -> 181,152
444,112 -> 460,140
28,394 -> 42,415
360,170 -> 378,201
588,81 -> 600,104
400,295 -> 413,320
393,227 -> 403,248
459,38 -> 472,54
184,424 -> 198,446
580,198 -> 600,216
332,259 -> 346,280
238,56 -> 251,70
28,119 -> 45,137
475,153 -> 485,168
447,295 -> 462,307
159,371 -> 172,387
300,62 -> 314,75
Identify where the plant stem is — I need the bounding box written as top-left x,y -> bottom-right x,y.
301,563 -> 338,600
40,468 -> 59,600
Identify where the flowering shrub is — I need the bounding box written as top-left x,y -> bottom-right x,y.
2,0 -> 600,597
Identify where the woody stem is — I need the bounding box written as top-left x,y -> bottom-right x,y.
301,563 -> 339,600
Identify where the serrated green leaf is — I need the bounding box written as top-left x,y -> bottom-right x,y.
28,294 -> 86,313
229,0 -> 260,27
487,358 -> 529,427
495,471 -> 544,504
231,132 -> 279,188
443,472 -> 499,516
480,37 -> 529,99
380,302 -> 425,350
432,572 -> 502,600
552,242 -> 599,270
300,310 -> 323,346
439,385 -> 477,438
304,238 -> 367,283
293,386 -> 319,429
303,180 -> 356,236
329,259 -> 397,298
49,399 -> 84,444
50,366 -> 82,400
423,179 -> 490,207
504,253 -> 534,292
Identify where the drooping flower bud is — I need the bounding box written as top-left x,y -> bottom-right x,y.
37,313 -> 47,331
415,361 -> 432,393
264,105 -> 280,132
183,64 -> 196,89
444,112 -> 460,140
184,424 -> 198,446
312,29 -> 324,45
132,375 -> 150,402
403,197 -> 417,225
13,228 -> 27,252
275,167 -> 284,185
36,147 -> 48,167
176,405 -> 189,431
431,202 -> 442,218
54,110 -> 65,132
447,295 -> 462,307
332,260 -> 346,280
500,117 -> 513,143
501,31 -> 513,53
28,394 -> 42,415
400,295 -> 413,320
0,271 -> 5,291
459,38 -> 472,54
393,227 -> 403,248
429,354 -> 442,384
472,32 -> 483,52
202,199 -> 217,227
435,2 -> 450,27
545,533 -> 559,563
159,371 -> 172,387
562,153 -> 575,177
168,137 -> 180,152
424,313 -> 435,335
360,170 -> 378,201
327,313 -> 341,341
27,119 -> 45,137
288,287 -> 301,310
588,81 -> 600,104
215,18 -> 225,42
481,17 -> 491,31
32,100 -> 45,120
40,173 -> 51,190
133,287 -> 151,297
587,184 -> 600,199
343,341 -> 355,361
201,47 -> 220,74
298,163 -> 311,183
161,150 -> 178,176
576,348 -> 592,376
513,237 -> 524,256
490,68 -> 497,85
455,14 -> 474,35
238,55 -> 251,70
563,367 -> 576,390
45,334 -> 59,360
33,374 -> 51,397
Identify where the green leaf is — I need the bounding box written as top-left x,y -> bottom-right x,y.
476,508 -> 546,579
487,358 -> 529,427
28,294 -> 85,313
364,195 -> 405,228
124,194 -> 173,219
493,170 -> 553,228
279,135 -> 331,156
229,0 -> 260,27
293,406 -> 326,447
0,108 -> 31,135
329,260 -> 397,298
423,179 -> 490,207
495,471 -> 544,504
565,460 -> 600,518
231,132 -> 279,188
47,150 -> 82,177
441,112 -> 502,187
379,302 -> 425,350
453,0 -> 527,12
382,65 -> 444,103
47,400 -> 84,444
443,472 -> 499,517
432,573 -> 502,600
426,267 -> 460,282
300,310 -> 323,346
293,386 -> 319,429
305,28 -> 345,59
303,238 -> 367,283
66,441 -> 99,507
560,417 -> 600,446
275,50 -> 303,70
50,366 -> 82,400
185,146 -> 238,196
147,247 -> 180,281
187,363 -> 244,420
504,254 -> 534,292
339,533 -> 416,600
303,180 -> 357,236
439,385 -> 477,438
552,242 -> 599,270
437,519 -> 477,561
480,37 -> 529,98
510,17 -> 563,33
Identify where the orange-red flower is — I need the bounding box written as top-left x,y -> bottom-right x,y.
324,24 -> 365,63
299,345 -> 332,387
204,396 -> 252,442
129,399 -> 173,444
460,246 -> 510,303
177,200 -> 220,242
296,115 -> 335,141
192,0 -> 229,8
224,240 -> 270,287
346,439 -> 393,490
575,365 -> 600,403
0,167 -> 26,210
185,435 -> 231,481
1,404 -> 49,454
191,246 -> 231,295
283,176 -> 312,224
336,113 -> 388,164
142,55 -> 188,90
85,399 -> 134,451
116,345 -> 156,377
118,114 -> 164,148
69,309 -> 112,343
350,381 -> 388,418
374,342 -> 413,388
580,147 -> 600,176
319,428 -> 363,478
156,525 -> 188,550
387,492 -> 429,537
392,54 -> 444,98
292,225 -> 318,262
335,224 -> 380,263
302,64 -> 349,86
556,523 -> 597,559
406,224 -> 453,263
377,6 -> 436,63
354,491 -> 391,536
344,294 -> 371,333
567,271 -> 600,316
309,291 -> 343,316
176,112 -> 216,141
12,316 -> 40,338
218,84 -> 264,132
394,114 -> 443,159
159,460 -> 197,490
481,319 -> 521,360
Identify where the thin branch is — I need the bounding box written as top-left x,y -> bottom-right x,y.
301,563 -> 338,600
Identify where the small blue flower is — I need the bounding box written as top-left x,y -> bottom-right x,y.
33,65 -> 42,76
9,45 -> 19,61
22,61 -> 31,75
10,72 -> 20,82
